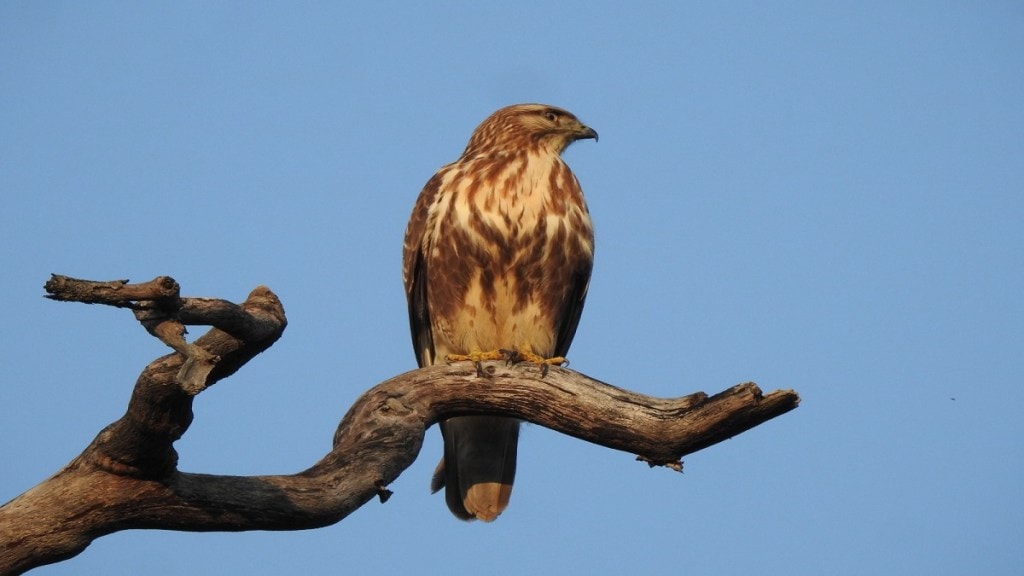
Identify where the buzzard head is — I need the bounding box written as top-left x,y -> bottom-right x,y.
463,103 -> 598,157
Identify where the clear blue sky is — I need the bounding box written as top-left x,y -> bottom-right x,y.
3,2 -> 1022,574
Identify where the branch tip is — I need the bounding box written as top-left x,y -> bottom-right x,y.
636,455 -> 684,472
375,481 -> 394,503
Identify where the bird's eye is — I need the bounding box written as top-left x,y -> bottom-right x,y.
544,111 -> 559,122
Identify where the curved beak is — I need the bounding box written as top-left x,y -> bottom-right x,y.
576,124 -> 599,142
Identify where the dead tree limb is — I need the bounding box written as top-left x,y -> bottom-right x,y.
0,275 -> 800,574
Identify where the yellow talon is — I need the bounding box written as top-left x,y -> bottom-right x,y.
507,350 -> 566,367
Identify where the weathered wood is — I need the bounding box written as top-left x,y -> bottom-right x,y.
0,276 -> 799,574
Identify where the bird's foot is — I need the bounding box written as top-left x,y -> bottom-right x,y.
445,350 -> 509,377
446,350 -> 567,377
499,349 -> 567,376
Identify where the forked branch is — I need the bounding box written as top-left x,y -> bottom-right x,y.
0,275 -> 799,574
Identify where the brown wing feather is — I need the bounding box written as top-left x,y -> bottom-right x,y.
548,169 -> 595,360
402,172 -> 444,368
552,267 -> 592,360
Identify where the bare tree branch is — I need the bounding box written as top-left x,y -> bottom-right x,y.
0,275 -> 799,574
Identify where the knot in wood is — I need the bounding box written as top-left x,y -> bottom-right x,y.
379,397 -> 413,417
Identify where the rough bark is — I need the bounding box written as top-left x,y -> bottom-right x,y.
0,275 -> 800,574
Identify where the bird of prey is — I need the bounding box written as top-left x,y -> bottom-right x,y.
402,103 -> 597,521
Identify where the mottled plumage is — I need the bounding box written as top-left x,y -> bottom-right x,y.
403,103 -> 596,521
